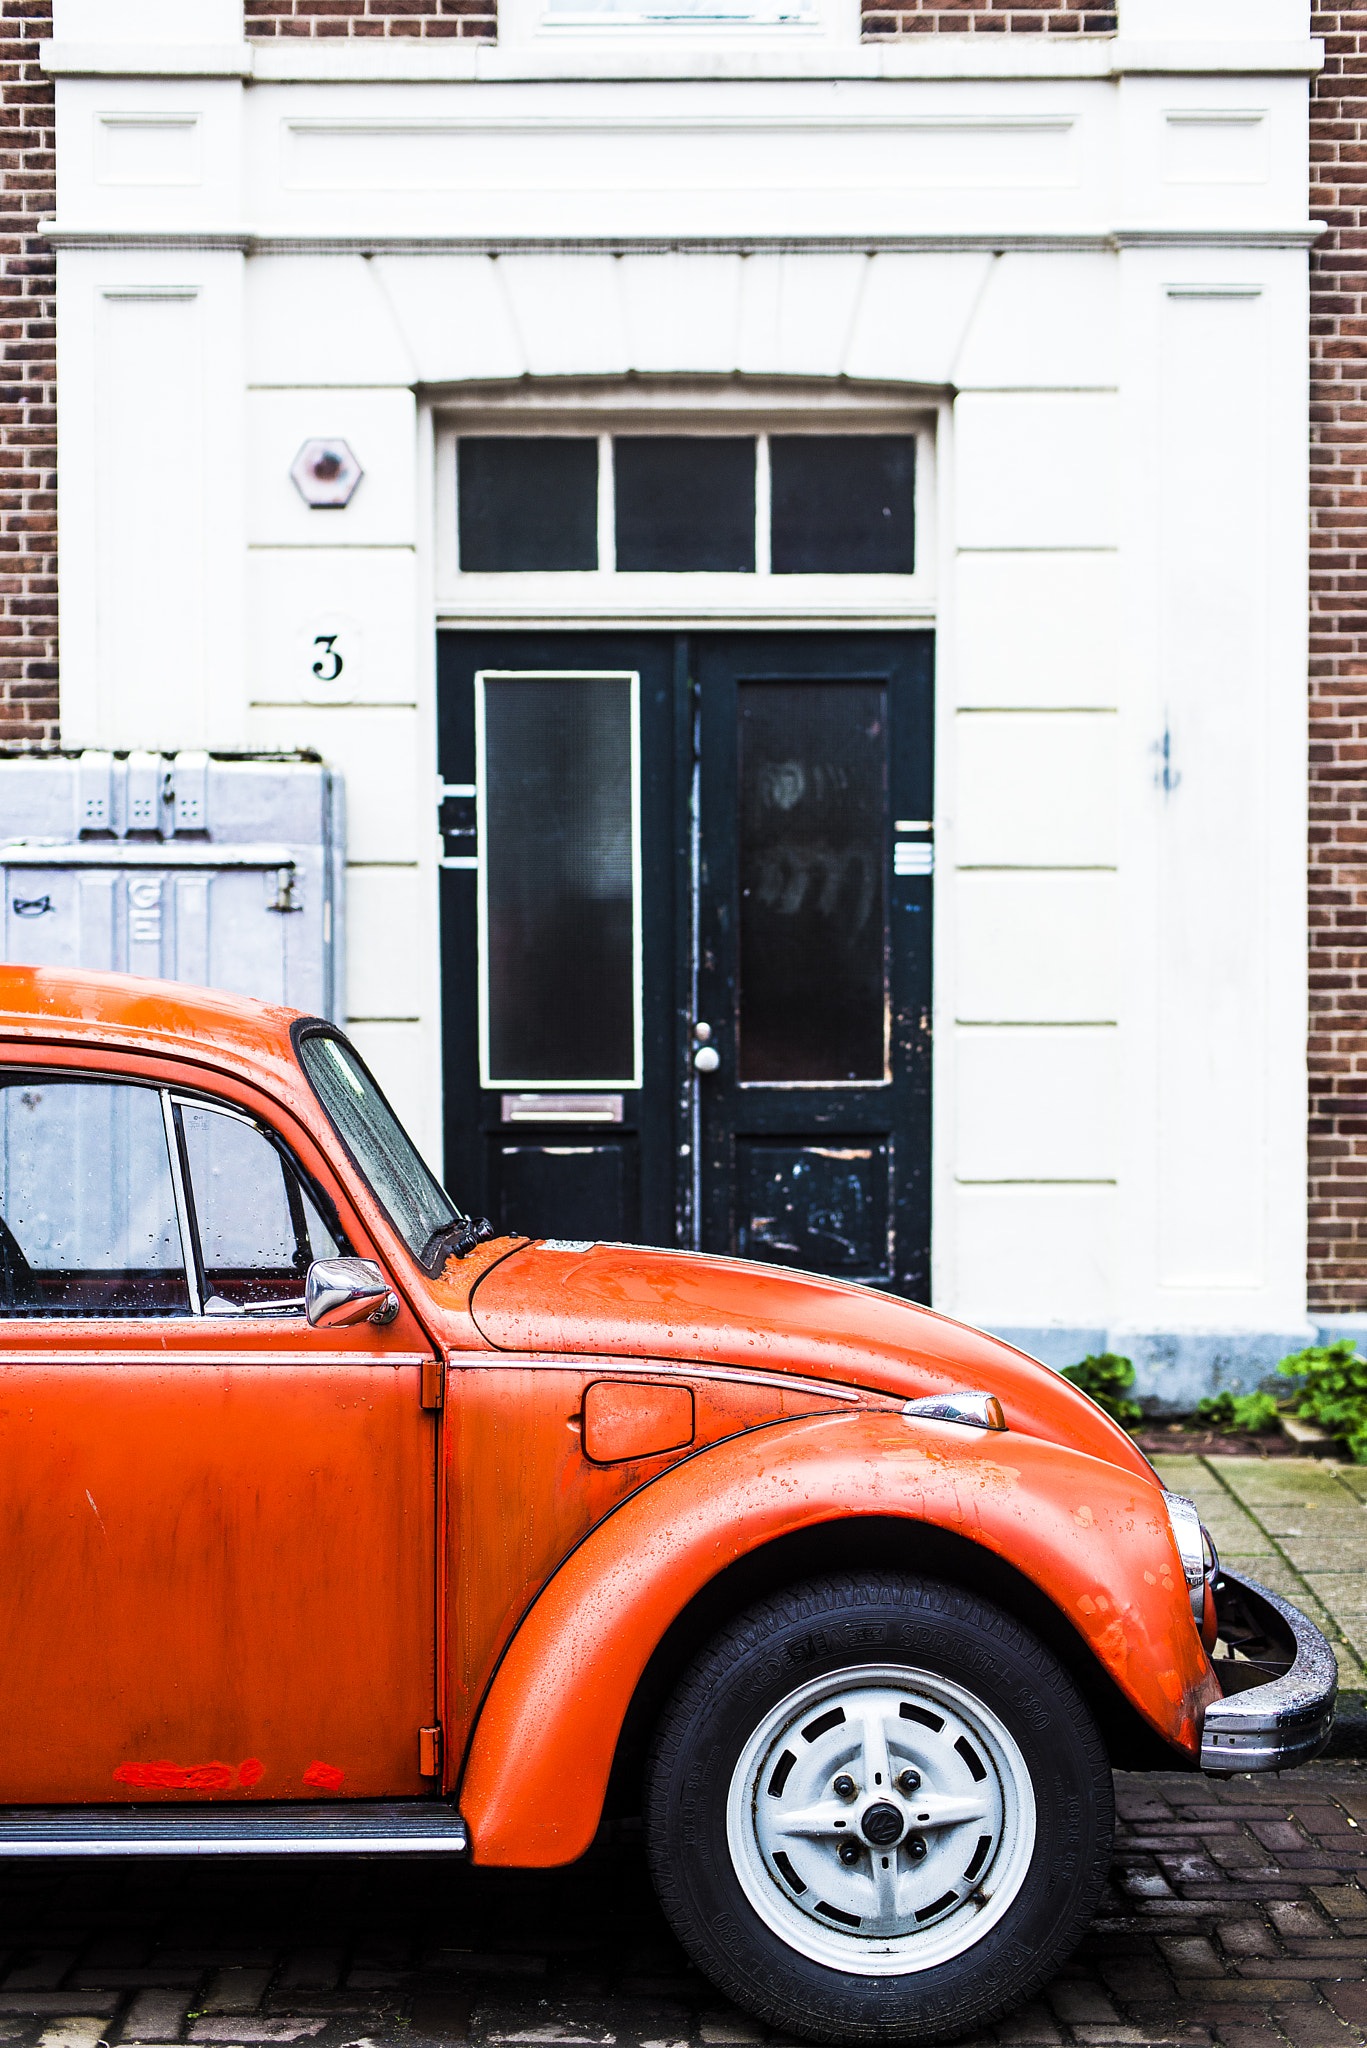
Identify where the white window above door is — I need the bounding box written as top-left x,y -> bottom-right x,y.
434,389 -> 937,627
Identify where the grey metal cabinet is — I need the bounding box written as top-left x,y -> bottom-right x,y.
0,752 -> 343,1021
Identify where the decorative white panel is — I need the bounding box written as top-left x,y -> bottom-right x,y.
58,252 -> 244,751
1163,110 -> 1268,187
956,393 -> 1119,550
955,712 -> 1118,868
58,80 -> 242,232
1153,289 -> 1271,1292
954,553 -> 1119,710
954,1185 -> 1115,1326
96,290 -> 206,747
244,79 -> 1108,242
955,1024 -> 1117,1183
954,872 -> 1119,1022
277,108 -> 1078,201
96,115 -> 200,187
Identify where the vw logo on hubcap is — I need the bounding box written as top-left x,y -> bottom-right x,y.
860,1800 -> 904,1847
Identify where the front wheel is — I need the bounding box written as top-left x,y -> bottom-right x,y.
644,1573 -> 1113,2043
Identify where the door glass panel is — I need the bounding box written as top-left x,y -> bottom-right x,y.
458,439 -> 599,572
614,438 -> 756,572
737,681 -> 888,1083
479,670 -> 641,1088
0,1079 -> 188,1315
770,436 -> 915,574
180,1104 -> 339,1312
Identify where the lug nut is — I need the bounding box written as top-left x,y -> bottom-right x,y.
838,1840 -> 861,1866
833,1774 -> 857,1800
907,1834 -> 928,1860
897,1768 -> 921,1796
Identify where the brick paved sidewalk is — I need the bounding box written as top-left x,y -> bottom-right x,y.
4,1455 -> 1367,2048
3,1766 -> 1367,2048
1151,1454 -> 1367,1696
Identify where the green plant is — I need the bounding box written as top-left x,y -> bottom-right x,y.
1279,1338 -> 1367,1463
1062,1352 -> 1142,1429
1195,1388 -> 1281,1435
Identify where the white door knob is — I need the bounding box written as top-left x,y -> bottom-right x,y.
693,1045 -> 720,1073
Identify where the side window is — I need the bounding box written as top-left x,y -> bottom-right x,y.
0,1079 -> 189,1317
178,1102 -> 342,1314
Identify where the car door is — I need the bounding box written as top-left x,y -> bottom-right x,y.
0,1058 -> 438,1804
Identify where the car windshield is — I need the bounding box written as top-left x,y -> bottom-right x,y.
297,1031 -> 461,1264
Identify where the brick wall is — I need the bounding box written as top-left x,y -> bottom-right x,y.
0,0 -> 54,745
246,1 -> 495,37
861,5 -> 1115,32
1310,11 -> 1367,1310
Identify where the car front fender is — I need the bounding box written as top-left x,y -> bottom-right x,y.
459,1408 -> 1219,1866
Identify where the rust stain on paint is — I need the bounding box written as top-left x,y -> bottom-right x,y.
303,1760 -> 344,1792
113,1757 -> 266,1792
114,1760 -> 235,1791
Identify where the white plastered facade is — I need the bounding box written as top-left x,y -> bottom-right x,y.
43,0 -> 1319,1401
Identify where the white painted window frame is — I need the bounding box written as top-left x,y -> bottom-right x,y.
434,389 -> 937,629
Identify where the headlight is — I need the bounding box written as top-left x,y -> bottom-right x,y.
1163,1489 -> 1215,1622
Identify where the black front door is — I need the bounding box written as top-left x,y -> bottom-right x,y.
438,629 -> 932,1296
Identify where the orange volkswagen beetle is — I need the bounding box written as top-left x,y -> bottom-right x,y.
0,965 -> 1336,2043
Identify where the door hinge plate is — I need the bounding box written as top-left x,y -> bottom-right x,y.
419,1726 -> 443,1779
421,1356 -> 444,1410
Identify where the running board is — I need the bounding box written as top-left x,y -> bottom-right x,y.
0,1802 -> 469,1858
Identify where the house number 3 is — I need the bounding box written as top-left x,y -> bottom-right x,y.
312,634 -> 343,683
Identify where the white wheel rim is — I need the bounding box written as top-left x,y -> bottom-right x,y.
725,1663 -> 1038,1977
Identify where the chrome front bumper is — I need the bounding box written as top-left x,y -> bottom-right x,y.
1200,1568 -> 1338,1775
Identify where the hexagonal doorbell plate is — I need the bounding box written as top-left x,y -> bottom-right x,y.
291,439 -> 363,509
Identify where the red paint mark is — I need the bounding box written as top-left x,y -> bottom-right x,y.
113,1760 -> 234,1792
303,1760 -> 344,1793
238,1757 -> 264,1789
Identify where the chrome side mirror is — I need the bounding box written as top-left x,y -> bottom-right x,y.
305,1256 -> 399,1329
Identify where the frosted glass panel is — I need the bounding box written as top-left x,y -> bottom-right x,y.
738,681 -> 888,1082
479,671 -> 641,1089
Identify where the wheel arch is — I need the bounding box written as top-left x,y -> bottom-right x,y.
457,1410 -> 1215,1865
604,1514 -> 1192,1831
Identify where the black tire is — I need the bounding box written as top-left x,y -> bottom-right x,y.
644,1572 -> 1113,2044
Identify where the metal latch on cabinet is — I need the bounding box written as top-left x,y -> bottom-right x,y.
267,865 -> 302,914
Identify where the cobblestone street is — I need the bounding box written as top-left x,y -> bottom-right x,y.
4,1457 -> 1367,2048
4,1764 -> 1367,2048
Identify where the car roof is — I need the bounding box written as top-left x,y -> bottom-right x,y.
0,963 -> 307,1094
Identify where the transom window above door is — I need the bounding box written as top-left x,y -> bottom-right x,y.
454,433 -> 916,578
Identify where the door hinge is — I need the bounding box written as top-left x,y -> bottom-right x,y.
421,1356 -> 445,1410
419,1726 -> 443,1779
